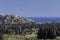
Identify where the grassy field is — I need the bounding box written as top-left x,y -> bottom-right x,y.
2,34 -> 60,40
3,35 -> 24,40
3,34 -> 38,40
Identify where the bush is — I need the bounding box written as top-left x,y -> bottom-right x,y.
25,34 -> 38,40
0,33 -> 4,40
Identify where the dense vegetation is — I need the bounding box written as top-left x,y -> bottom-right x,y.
38,22 -> 60,39
0,15 -> 60,40
0,15 -> 36,34
0,15 -> 38,40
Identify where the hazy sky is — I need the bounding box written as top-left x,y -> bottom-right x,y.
0,0 -> 60,17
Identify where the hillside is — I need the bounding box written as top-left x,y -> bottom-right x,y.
0,15 -> 60,40
0,15 -> 35,24
0,15 -> 36,34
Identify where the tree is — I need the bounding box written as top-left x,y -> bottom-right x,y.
0,33 -> 4,40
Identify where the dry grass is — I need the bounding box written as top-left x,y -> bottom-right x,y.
3,35 -> 25,40
2,34 -> 60,40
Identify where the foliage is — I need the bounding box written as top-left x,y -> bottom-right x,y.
25,34 -> 37,40
37,22 -> 60,39
0,15 -> 60,40
0,33 -> 4,40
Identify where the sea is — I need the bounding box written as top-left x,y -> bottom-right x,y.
27,17 -> 60,24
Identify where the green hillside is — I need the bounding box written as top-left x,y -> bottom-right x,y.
0,15 -> 60,40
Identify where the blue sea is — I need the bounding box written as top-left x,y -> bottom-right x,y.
27,17 -> 60,23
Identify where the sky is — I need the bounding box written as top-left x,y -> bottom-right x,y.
0,0 -> 60,17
